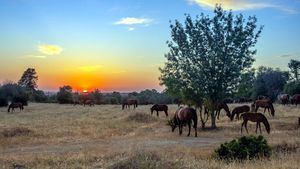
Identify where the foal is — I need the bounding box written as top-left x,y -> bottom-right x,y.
8,102 -> 24,113
240,112 -> 270,134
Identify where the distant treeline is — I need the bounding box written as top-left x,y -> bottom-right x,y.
1,60 -> 300,107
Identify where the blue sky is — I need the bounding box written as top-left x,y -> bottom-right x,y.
0,0 -> 300,91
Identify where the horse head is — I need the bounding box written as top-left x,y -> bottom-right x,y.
167,119 -> 177,132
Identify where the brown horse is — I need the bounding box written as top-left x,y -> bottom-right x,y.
122,99 -> 138,110
8,102 -> 24,113
83,100 -> 95,107
150,104 -> 168,117
253,99 -> 275,117
240,112 -> 270,134
168,107 -> 198,137
230,105 -> 250,121
278,94 -> 290,105
216,102 -> 231,120
291,94 -> 300,106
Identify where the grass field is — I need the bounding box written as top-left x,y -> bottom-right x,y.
0,103 -> 299,169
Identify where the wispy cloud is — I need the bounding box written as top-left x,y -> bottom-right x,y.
128,27 -> 135,31
22,55 -> 47,59
78,65 -> 102,72
38,44 -> 63,55
188,0 -> 298,13
115,17 -> 153,25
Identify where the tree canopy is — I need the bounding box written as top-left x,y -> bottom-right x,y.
18,68 -> 38,91
159,6 -> 263,128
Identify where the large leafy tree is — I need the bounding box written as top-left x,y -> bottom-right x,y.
18,68 -> 38,91
288,59 -> 300,81
159,6 -> 263,128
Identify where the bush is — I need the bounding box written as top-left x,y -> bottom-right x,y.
215,135 -> 271,161
284,81 -> 300,95
57,85 -> 73,104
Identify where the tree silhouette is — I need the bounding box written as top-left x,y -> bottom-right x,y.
18,68 -> 38,91
288,59 -> 300,81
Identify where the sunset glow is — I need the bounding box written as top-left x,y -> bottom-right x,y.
0,0 -> 299,92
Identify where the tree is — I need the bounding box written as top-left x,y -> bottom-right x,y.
288,59 -> 300,81
89,89 -> 103,104
18,68 -> 38,91
0,82 -> 29,105
235,69 -> 256,98
252,67 -> 289,101
284,81 -> 300,95
159,6 -> 262,128
57,85 -> 73,104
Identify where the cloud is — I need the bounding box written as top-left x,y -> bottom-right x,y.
114,17 -> 153,25
280,54 -> 293,58
78,65 -> 102,72
38,44 -> 63,55
22,55 -> 47,59
188,0 -> 298,13
128,27 -> 135,31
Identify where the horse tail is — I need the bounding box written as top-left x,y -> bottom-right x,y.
261,115 -> 270,134
192,108 -> 198,129
269,103 -> 275,116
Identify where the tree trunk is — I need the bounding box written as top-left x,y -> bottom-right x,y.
210,110 -> 217,129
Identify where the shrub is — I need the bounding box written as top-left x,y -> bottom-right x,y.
0,94 -> 8,107
215,135 -> 271,161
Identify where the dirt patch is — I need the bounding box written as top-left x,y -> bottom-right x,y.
1,127 -> 32,138
126,113 -> 157,123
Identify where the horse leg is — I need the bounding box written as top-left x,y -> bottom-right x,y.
245,120 -> 249,134
187,122 -> 191,137
255,106 -> 259,113
241,121 -> 245,134
217,110 -> 220,120
165,110 -> 168,117
179,124 -> 183,135
156,110 -> 159,117
256,122 -> 258,134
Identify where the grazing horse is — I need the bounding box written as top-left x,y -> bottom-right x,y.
240,112 -> 270,134
216,102 -> 231,120
83,100 -> 95,107
230,105 -> 250,121
278,94 -> 290,105
122,99 -> 138,110
291,94 -> 300,106
168,107 -> 198,137
150,104 -> 168,117
8,102 -> 24,113
257,95 -> 268,100
253,99 -> 275,117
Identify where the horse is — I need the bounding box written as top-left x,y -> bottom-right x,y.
8,102 -> 24,113
240,112 -> 270,134
83,100 -> 95,107
216,102 -> 231,120
230,105 -> 250,121
257,95 -> 269,100
168,107 -> 198,137
278,94 -> 290,105
122,99 -> 138,110
150,104 -> 168,117
73,100 -> 81,106
253,99 -> 275,117
291,94 -> 300,106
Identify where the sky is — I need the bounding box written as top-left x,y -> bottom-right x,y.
0,0 -> 300,92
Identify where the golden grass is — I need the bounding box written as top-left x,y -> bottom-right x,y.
0,103 -> 299,168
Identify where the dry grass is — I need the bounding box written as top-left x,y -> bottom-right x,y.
0,103 -> 299,168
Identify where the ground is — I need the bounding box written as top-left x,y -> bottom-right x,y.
0,103 -> 299,169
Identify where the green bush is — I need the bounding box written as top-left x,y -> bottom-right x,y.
284,81 -> 300,95
215,135 -> 271,161
0,96 -> 8,107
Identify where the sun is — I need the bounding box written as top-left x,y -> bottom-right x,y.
82,89 -> 88,93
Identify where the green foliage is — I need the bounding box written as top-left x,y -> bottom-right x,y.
57,85 -> 73,104
88,89 -> 103,104
252,67 -> 289,101
160,5 -> 262,127
33,90 -> 48,103
235,69 -> 255,98
215,135 -> 271,161
284,81 -> 300,95
288,59 -> 300,81
0,93 -> 8,107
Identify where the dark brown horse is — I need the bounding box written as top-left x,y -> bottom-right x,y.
230,105 -> 250,121
83,100 -> 95,107
216,102 -> 231,120
253,99 -> 275,117
8,102 -> 24,113
240,112 -> 270,134
291,94 -> 300,106
278,94 -> 290,105
122,99 -> 138,110
168,107 -> 198,137
150,104 -> 168,117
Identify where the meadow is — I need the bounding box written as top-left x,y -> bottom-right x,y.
0,103 -> 299,169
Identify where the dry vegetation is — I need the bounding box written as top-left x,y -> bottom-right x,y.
0,103 -> 299,168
